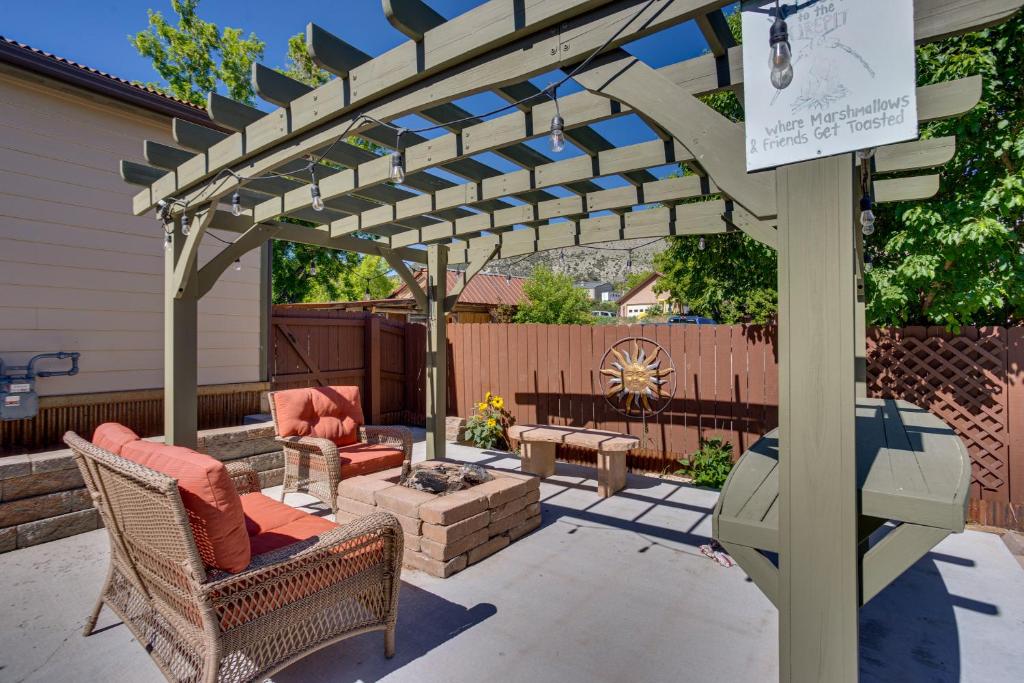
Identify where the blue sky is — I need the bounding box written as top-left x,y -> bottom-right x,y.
3,1 -> 721,189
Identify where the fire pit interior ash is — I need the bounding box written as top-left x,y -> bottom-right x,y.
399,462 -> 493,494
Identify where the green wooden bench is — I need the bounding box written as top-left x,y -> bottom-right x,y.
712,398 -> 971,606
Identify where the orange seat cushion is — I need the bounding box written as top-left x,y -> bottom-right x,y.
120,440 -> 251,573
215,495 -> 384,631
270,386 -> 365,447
338,442 -> 406,479
240,492 -> 337,556
92,423 -> 140,456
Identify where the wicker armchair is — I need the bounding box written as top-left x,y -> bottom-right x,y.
268,388 -> 413,514
64,431 -> 403,683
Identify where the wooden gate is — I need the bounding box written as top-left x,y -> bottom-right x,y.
270,308 -> 425,425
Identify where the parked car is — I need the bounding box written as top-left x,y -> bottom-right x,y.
592,310 -> 616,318
668,315 -> 717,325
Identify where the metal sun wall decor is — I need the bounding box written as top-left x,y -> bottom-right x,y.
600,337 -> 677,418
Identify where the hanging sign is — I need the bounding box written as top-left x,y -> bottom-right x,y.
741,0 -> 918,171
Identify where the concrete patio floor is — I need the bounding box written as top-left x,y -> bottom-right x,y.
2,434 -> 1023,682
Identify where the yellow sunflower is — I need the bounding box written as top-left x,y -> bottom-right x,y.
486,418 -> 497,428
490,395 -> 504,409
477,402 -> 489,412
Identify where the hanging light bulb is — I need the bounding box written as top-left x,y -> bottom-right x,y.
308,262 -> 318,277
698,237 -> 706,251
309,167 -> 325,212
768,8 -> 794,90
549,114 -> 566,153
506,272 -> 512,285
180,213 -> 190,237
155,199 -> 170,222
860,195 -> 876,235
864,254 -> 874,273
231,190 -> 243,217
163,233 -> 173,252
233,258 -> 242,272
390,151 -> 406,184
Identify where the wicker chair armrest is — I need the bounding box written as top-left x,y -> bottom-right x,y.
275,435 -> 338,456
224,461 -> 261,495
201,512 -> 404,621
360,425 -> 413,458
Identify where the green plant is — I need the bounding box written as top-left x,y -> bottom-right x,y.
464,393 -> 514,450
514,266 -> 594,325
676,438 -> 734,489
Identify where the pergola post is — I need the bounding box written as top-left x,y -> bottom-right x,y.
776,155 -> 859,682
164,221 -> 198,448
425,243 -> 448,460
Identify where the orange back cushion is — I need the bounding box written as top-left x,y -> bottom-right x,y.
92,423 -> 141,455
271,386 -> 365,446
120,440 -> 251,573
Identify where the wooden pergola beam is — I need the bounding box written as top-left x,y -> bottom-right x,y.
133,0 -> 732,215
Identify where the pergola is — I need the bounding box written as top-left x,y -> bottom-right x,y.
119,1 -> 1020,680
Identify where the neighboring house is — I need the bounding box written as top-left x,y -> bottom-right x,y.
0,37 -> 268,450
279,270 -> 528,324
617,272 -> 674,318
600,291 -> 621,303
577,281 -> 614,301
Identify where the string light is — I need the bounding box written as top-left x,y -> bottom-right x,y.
233,258 -> 242,272
390,151 -> 406,184
308,261 -> 318,277
698,237 -> 706,251
506,273 -> 512,285
180,213 -> 190,237
390,128 -> 407,184
860,195 -> 876,235
231,190 -> 243,217
153,0 -> 659,241
769,1 -> 794,90
864,253 -> 874,273
163,233 -> 172,252
309,166 -> 325,211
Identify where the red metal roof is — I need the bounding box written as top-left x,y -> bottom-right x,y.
391,270 -> 528,306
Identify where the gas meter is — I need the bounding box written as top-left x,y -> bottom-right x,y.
0,352 -> 80,421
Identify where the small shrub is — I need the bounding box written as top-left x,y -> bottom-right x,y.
676,438 -> 734,489
464,392 -> 514,450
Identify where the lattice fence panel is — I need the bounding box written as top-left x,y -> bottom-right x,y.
866,327 -> 1009,499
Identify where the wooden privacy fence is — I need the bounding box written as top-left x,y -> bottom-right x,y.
447,323 -> 1024,530
270,307 -> 426,425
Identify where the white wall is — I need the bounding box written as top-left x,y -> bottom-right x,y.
0,70 -> 263,396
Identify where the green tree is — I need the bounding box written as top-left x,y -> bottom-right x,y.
655,232 -> 777,324
338,255 -> 399,301
514,267 -> 594,325
658,9 -> 1024,329
866,14 -> 1024,327
130,0 -> 264,105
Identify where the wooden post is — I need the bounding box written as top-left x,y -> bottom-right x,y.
425,244 -> 448,459
164,219 -> 198,448
776,155 -> 859,682
365,314 -> 383,424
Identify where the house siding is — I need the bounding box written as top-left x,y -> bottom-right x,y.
0,70 -> 263,396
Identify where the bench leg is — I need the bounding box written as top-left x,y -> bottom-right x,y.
521,441 -> 556,478
596,450 -> 627,498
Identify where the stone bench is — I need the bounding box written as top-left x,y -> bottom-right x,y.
508,425 -> 640,498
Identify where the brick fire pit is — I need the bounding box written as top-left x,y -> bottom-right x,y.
335,462 -> 541,577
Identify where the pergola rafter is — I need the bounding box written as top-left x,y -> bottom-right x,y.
119,1 -> 1023,680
